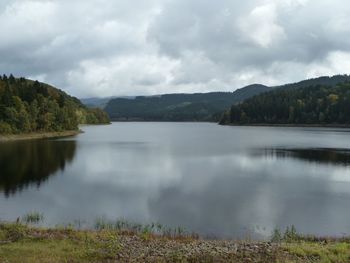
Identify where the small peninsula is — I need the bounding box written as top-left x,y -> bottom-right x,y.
0,75 -> 110,140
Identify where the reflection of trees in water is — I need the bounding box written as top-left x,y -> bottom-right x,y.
0,140 -> 76,197
258,148 -> 350,166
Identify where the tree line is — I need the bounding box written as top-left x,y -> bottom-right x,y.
0,75 -> 110,134
220,82 -> 350,125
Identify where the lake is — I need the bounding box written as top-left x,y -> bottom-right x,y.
1,122 -> 350,239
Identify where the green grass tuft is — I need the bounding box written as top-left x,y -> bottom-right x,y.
21,212 -> 44,225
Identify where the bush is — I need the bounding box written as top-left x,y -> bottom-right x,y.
0,121 -> 12,134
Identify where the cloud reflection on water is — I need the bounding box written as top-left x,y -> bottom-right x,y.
2,123 -> 350,239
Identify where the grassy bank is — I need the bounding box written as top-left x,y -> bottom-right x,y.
0,130 -> 82,142
0,222 -> 349,262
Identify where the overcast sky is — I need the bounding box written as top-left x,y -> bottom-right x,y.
1,0 -> 350,98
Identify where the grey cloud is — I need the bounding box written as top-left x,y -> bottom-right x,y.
0,0 -> 350,97
146,0 -> 350,88
133,74 -> 166,86
149,0 -> 350,66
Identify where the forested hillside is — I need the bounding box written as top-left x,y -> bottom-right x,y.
0,75 -> 110,134
105,85 -> 272,122
104,75 -> 350,122
220,82 -> 350,125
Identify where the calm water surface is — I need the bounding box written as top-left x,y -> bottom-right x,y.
1,122 -> 350,239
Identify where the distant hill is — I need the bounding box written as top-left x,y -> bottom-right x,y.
272,75 -> 350,90
0,75 -> 110,134
80,97 -> 120,109
220,76 -> 350,126
232,84 -> 270,99
90,75 -> 350,123
104,84 -> 272,122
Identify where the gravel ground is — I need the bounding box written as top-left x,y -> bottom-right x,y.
113,235 -> 283,262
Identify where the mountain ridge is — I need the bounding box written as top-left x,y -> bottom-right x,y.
101,75 -> 350,122
104,85 -> 272,122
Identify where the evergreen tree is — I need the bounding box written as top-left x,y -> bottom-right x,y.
220,83 -> 350,126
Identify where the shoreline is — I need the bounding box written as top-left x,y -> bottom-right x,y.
0,130 -> 82,142
221,123 -> 350,129
110,119 -> 216,123
109,120 -> 350,128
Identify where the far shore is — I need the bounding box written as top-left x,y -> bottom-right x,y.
221,123 -> 350,129
110,120 -> 350,128
110,119 -> 216,123
0,130 -> 82,142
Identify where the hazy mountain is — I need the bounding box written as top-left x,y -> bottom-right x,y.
80,96 -> 137,109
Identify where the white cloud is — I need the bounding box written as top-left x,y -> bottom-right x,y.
0,1 -> 57,49
238,3 -> 286,48
67,55 -> 179,97
0,0 -> 350,97
307,51 -> 350,78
